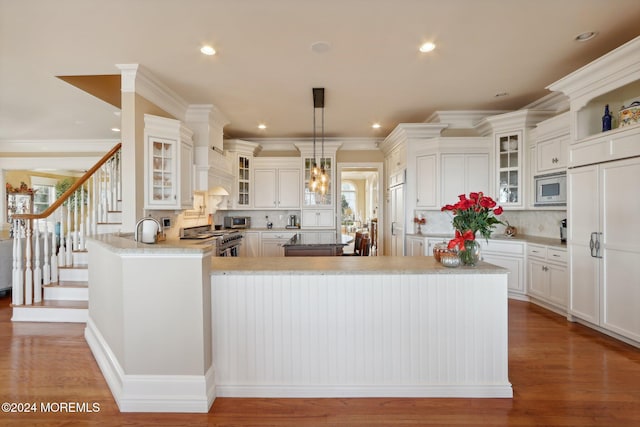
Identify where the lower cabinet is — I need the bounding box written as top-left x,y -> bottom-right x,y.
405,235 -> 426,256
527,244 -> 568,313
240,231 -> 261,257
260,231 -> 296,257
480,239 -> 526,299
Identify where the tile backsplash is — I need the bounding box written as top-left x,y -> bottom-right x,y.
414,210 -> 566,239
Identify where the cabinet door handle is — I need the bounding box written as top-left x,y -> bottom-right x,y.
590,232 -> 597,258
595,232 -> 603,259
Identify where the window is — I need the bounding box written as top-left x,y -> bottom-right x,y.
341,181 -> 357,220
30,176 -> 57,214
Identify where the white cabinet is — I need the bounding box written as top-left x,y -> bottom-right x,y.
412,138 -> 491,210
301,209 -> 334,228
260,231 -> 296,257
144,114 -> 194,210
568,157 -> 640,343
527,244 -> 568,313
415,154 -> 437,208
224,139 -> 260,209
480,239 -> 526,298
253,158 -> 301,209
496,131 -> 523,208
239,231 -> 260,257
389,181 -> 404,256
536,137 -> 568,173
406,235 -> 426,256
440,153 -> 490,206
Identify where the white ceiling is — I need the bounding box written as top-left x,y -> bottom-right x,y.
2,0 -> 640,145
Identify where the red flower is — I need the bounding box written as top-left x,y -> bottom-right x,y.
494,206 -> 503,215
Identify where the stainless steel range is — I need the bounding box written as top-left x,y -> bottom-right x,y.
179,225 -> 243,257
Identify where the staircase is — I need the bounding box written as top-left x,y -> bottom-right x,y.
10,144 -> 122,323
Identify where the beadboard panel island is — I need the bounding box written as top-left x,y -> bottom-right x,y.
84,235 -> 511,414
211,256 -> 512,398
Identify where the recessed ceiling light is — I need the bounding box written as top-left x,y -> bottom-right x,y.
311,41 -> 331,54
372,123 -> 381,129
258,123 -> 267,130
111,127 -> 120,132
419,42 -> 436,53
574,31 -> 598,42
200,45 -> 216,55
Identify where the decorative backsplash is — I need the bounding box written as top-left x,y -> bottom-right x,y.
414,210 -> 566,239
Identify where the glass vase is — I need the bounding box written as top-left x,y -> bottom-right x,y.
458,240 -> 480,266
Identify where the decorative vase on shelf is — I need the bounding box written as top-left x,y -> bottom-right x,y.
602,104 -> 612,132
458,239 -> 481,266
416,223 -> 422,234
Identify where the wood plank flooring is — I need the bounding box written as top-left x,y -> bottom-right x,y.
0,293 -> 638,426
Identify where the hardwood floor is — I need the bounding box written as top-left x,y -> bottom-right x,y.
0,293 -> 638,426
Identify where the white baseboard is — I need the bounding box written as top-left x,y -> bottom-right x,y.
216,384 -> 513,398
84,317 -> 216,413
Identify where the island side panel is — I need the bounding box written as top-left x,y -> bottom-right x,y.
211,272 -> 511,398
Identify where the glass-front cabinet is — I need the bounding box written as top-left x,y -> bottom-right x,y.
237,154 -> 251,207
497,131 -> 522,206
144,114 -> 194,210
150,138 -> 176,205
303,156 -> 333,207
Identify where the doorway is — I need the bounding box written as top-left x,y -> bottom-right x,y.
336,163 -> 383,255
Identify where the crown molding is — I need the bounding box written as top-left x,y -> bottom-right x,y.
185,104 -> 230,131
546,35 -> 640,111
475,109 -> 557,135
379,123 -> 448,154
117,64 -> 188,121
0,139 -> 119,154
425,110 -> 509,128
521,91 -> 569,113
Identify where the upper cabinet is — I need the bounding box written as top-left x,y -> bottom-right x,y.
224,139 -> 260,209
478,110 -> 556,210
530,112 -> 570,176
253,158 -> 301,209
143,114 -> 194,210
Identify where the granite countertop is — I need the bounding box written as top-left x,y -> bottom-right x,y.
211,256 -> 508,276
406,232 -> 567,249
87,233 -> 214,255
282,233 -> 348,247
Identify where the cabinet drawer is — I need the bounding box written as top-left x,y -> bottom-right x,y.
547,247 -> 568,264
482,240 -> 525,255
527,244 -> 547,259
261,232 -> 296,240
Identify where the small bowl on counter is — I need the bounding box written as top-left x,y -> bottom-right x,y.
439,251 -> 460,268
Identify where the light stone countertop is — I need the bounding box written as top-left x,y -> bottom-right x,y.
406,233 -> 567,249
211,256 -> 508,276
87,233 -> 213,255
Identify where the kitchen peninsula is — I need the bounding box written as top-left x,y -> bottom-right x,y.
85,234 -> 511,413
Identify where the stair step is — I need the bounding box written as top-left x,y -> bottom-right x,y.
72,250 -> 89,265
58,264 -> 88,282
43,281 -> 88,301
12,300 -> 88,323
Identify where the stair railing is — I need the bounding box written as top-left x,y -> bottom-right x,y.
11,143 -> 122,307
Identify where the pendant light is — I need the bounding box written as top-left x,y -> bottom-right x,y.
312,88 -> 329,195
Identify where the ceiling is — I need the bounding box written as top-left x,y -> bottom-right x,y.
2,0 -> 640,146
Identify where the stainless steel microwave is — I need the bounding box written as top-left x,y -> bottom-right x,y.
534,172 -> 566,206
224,216 -> 251,229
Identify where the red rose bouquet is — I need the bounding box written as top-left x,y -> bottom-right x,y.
441,192 -> 504,265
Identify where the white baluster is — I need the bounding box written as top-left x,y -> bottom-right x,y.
79,185 -> 86,250
73,189 -> 79,252
33,221 -> 42,303
12,220 -> 23,306
43,220 -> 51,285
59,207 -> 66,267
51,221 -> 58,283
66,203 -> 72,266
24,223 -> 33,305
